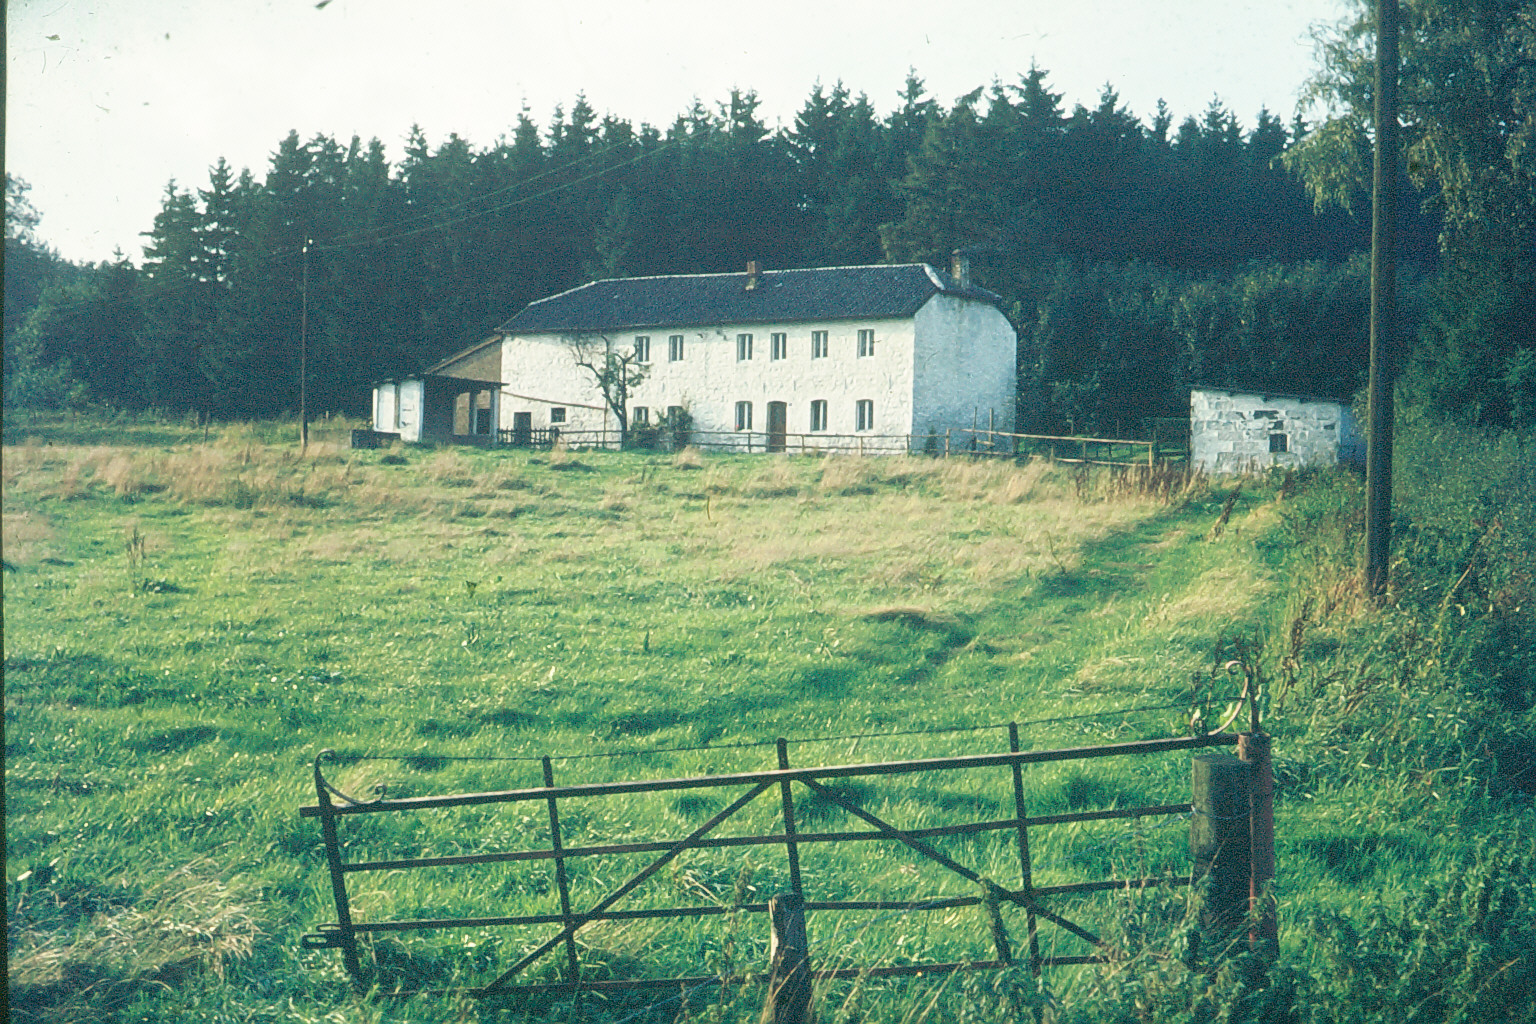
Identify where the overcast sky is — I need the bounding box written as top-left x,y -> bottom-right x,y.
7,0 -> 1350,265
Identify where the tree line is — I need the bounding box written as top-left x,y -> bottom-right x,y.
7,4 -> 1532,433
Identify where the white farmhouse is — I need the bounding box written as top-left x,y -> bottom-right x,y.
371,259 -> 1017,450
1190,386 -> 1365,474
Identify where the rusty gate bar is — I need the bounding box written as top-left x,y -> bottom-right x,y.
797,776 -> 1105,950
311,752 -> 363,981
336,801 -> 1193,874
479,780 -> 775,995
777,738 -> 804,896
333,876 -> 1200,937
540,757 -> 580,993
1008,722 -> 1042,975
299,733 -> 1238,818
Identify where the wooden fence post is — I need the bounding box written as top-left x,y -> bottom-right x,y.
1238,733 -> 1277,954
763,892 -> 812,1024
1191,754 -> 1252,955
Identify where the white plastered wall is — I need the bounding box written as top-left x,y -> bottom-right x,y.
396,379 -> 424,442
500,319 -> 918,439
910,294 -> 1018,439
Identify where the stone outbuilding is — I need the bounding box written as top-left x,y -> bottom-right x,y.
1190,386 -> 1364,474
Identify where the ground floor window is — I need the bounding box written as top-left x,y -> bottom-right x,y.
856,399 -> 874,431
735,401 -> 753,431
632,406 -> 649,424
551,407 -> 567,424
810,399 -> 827,432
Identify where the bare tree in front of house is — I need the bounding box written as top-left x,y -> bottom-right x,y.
567,334 -> 649,447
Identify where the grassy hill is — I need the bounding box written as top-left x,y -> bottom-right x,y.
4,412 -> 1532,1023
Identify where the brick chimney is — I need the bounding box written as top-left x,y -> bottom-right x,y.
950,251 -> 971,290
745,260 -> 762,290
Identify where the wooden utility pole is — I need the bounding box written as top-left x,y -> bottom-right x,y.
1365,0 -> 1399,599
300,238 -> 311,453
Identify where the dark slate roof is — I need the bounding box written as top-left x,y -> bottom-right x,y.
496,264 -> 1003,335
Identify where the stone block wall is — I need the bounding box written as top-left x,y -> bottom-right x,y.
1190,388 -> 1360,474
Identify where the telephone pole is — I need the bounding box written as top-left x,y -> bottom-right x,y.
300,238 -> 310,453
1365,0 -> 1398,600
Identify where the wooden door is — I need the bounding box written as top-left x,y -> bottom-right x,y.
767,401 -> 787,452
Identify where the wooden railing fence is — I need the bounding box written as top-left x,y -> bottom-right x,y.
484,426 -> 1187,465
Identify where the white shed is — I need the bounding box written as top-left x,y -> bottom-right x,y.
1190,387 -> 1364,474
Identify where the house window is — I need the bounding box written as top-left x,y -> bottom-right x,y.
550,407 -> 567,424
634,335 -> 651,363
810,400 -> 828,432
856,399 -> 874,432
1269,433 -> 1288,453
669,334 -> 684,361
771,332 -> 787,361
857,329 -> 875,357
737,333 -> 753,361
633,406 -> 649,425
735,401 -> 753,431
811,330 -> 828,359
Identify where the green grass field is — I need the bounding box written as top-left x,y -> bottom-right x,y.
5,412 -> 1533,1023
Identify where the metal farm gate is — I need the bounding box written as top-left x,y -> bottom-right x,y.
299,726 -> 1273,1010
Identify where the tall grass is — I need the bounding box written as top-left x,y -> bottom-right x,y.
4,412 -> 1531,1022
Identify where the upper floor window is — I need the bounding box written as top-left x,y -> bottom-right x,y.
857,329 -> 875,358
634,335 -> 651,363
810,399 -> 828,432
669,334 -> 685,361
737,333 -> 753,361
735,401 -> 753,431
771,332 -> 787,361
811,330 -> 828,359
856,399 -> 874,431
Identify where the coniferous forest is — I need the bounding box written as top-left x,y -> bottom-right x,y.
6,2 -> 1534,435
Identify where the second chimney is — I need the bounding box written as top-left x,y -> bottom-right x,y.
745,260 -> 762,290
950,251 -> 971,290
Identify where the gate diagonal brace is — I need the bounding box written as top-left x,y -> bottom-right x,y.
477,780 -> 774,996
797,777 -> 1102,950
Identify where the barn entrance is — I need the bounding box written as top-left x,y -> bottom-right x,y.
767,402 -> 787,452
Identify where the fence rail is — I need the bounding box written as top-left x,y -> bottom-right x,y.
299,727 -> 1263,1008
485,425 -> 1188,464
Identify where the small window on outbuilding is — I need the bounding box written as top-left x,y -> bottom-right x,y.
1269,433 -> 1288,453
